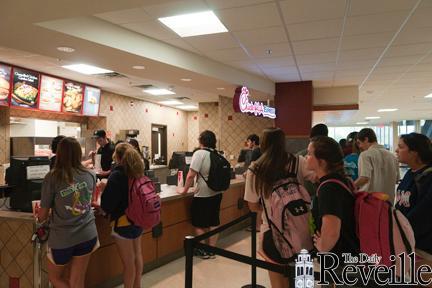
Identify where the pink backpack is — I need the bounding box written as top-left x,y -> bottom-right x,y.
262,157 -> 314,259
318,179 -> 415,275
126,176 -> 161,230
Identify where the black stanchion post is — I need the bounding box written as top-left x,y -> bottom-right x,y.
184,235 -> 195,288
242,212 -> 265,288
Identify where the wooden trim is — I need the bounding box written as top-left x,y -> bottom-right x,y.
313,104 -> 359,111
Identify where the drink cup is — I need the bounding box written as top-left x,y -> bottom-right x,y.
32,200 -> 41,218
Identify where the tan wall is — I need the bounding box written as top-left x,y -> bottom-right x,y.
198,102 -> 220,148
187,112 -> 199,151
99,92 -> 188,160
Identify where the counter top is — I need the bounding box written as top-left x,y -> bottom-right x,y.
159,177 -> 245,202
0,210 -> 34,222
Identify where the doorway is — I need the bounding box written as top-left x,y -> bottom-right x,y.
151,124 -> 167,165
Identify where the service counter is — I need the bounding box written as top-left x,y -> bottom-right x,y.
0,178 -> 247,288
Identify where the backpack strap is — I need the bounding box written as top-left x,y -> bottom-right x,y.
317,178 -> 356,197
197,148 -> 214,183
393,209 -> 413,254
414,166 -> 432,198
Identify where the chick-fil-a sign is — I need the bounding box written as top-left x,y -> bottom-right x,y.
233,86 -> 276,119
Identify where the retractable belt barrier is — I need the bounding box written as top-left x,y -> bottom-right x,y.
184,212 -> 318,288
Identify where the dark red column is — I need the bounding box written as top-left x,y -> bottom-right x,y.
275,81 -> 313,137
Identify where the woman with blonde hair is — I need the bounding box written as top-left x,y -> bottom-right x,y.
38,137 -> 98,288
101,143 -> 145,288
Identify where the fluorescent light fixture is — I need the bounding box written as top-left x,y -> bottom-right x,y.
181,78 -> 192,82
216,87 -> 225,90
62,64 -> 113,75
158,100 -> 183,105
143,88 -> 175,96
356,122 -> 368,125
365,116 -> 381,120
177,105 -> 198,110
132,65 -> 145,70
425,93 -> 432,98
158,11 -> 228,37
378,108 -> 398,112
57,46 -> 75,53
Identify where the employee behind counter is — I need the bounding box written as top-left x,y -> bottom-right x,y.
85,129 -> 115,179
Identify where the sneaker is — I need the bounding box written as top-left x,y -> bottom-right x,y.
207,252 -> 216,259
194,248 -> 210,259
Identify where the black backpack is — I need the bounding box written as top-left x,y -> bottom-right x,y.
199,148 -> 231,191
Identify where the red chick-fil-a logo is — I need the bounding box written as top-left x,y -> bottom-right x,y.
233,86 -> 276,119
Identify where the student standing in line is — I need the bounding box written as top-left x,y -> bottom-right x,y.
306,136 -> 359,256
395,133 -> 432,258
101,143 -> 144,288
244,127 -> 315,288
38,137 -> 99,288
344,132 -> 360,181
127,138 -> 150,171
49,135 -> 65,170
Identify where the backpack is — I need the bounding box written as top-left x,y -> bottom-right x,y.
261,157 -> 314,259
318,179 -> 415,276
199,148 -> 231,192
126,176 -> 161,230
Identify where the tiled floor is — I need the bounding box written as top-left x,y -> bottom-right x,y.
116,230 -> 271,288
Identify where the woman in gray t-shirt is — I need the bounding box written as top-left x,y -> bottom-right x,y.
38,137 -> 98,288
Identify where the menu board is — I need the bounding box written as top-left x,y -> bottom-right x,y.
83,86 -> 101,116
11,67 -> 39,109
39,75 -> 63,112
0,64 -> 11,106
63,81 -> 83,113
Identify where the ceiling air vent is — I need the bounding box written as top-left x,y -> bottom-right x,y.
175,96 -> 191,100
134,84 -> 155,89
96,72 -> 127,78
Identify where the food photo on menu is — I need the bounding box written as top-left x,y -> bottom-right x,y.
11,67 -> 40,108
0,64 -> 11,106
39,75 -> 63,112
83,86 -> 101,116
63,81 -> 83,113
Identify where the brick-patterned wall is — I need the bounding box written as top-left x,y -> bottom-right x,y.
219,96 -> 274,164
99,92 -> 188,159
0,108 -> 10,166
198,102 -> 220,149
187,112 -> 199,151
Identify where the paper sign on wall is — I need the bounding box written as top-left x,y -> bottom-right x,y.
26,165 -> 50,180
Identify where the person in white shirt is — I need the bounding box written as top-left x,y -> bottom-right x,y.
354,128 -> 400,203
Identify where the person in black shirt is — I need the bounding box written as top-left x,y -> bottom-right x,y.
49,135 -> 65,170
306,136 -> 359,256
395,133 -> 432,255
244,134 -> 261,168
90,130 -> 115,179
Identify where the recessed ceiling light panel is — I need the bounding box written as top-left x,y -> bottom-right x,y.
356,122 -> 368,125
378,108 -> 398,112
132,65 -> 146,70
158,11 -> 228,37
62,64 -> 113,75
143,88 -> 175,96
177,105 -> 198,110
425,93 -> 432,98
158,100 -> 183,105
181,78 -> 192,82
365,116 -> 381,120
216,87 -> 225,90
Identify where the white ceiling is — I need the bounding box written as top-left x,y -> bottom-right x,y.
0,0 -> 432,124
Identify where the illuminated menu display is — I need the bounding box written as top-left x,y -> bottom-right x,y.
39,75 -> 63,112
63,81 -> 84,113
11,68 -> 40,109
83,86 -> 101,116
0,64 -> 11,106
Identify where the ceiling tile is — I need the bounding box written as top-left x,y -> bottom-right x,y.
122,21 -> 179,40
279,0 -> 346,24
268,73 -> 301,82
419,53 -> 432,64
216,3 -> 282,31
206,0 -> 270,9
184,33 -> 239,51
405,8 -> 432,29
229,60 -> 263,75
334,70 -> 369,77
204,47 -> 250,61
338,47 -> 385,62
292,38 -> 339,54
393,27 -> 432,45
254,56 -> 296,68
296,52 -> 337,65
373,65 -> 411,74
349,0 -> 417,16
341,33 -> 393,50
95,8 -> 152,24
234,26 -> 288,46
262,66 -> 299,75
380,55 -> 424,67
299,63 -> 336,73
409,63 -> 432,72
287,19 -> 343,41
344,12 -> 407,36
245,42 -> 292,58
384,43 -> 432,57
301,71 -> 334,80
336,60 -> 376,70
332,79 -> 360,86
313,80 -> 334,87
142,0 -> 208,18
